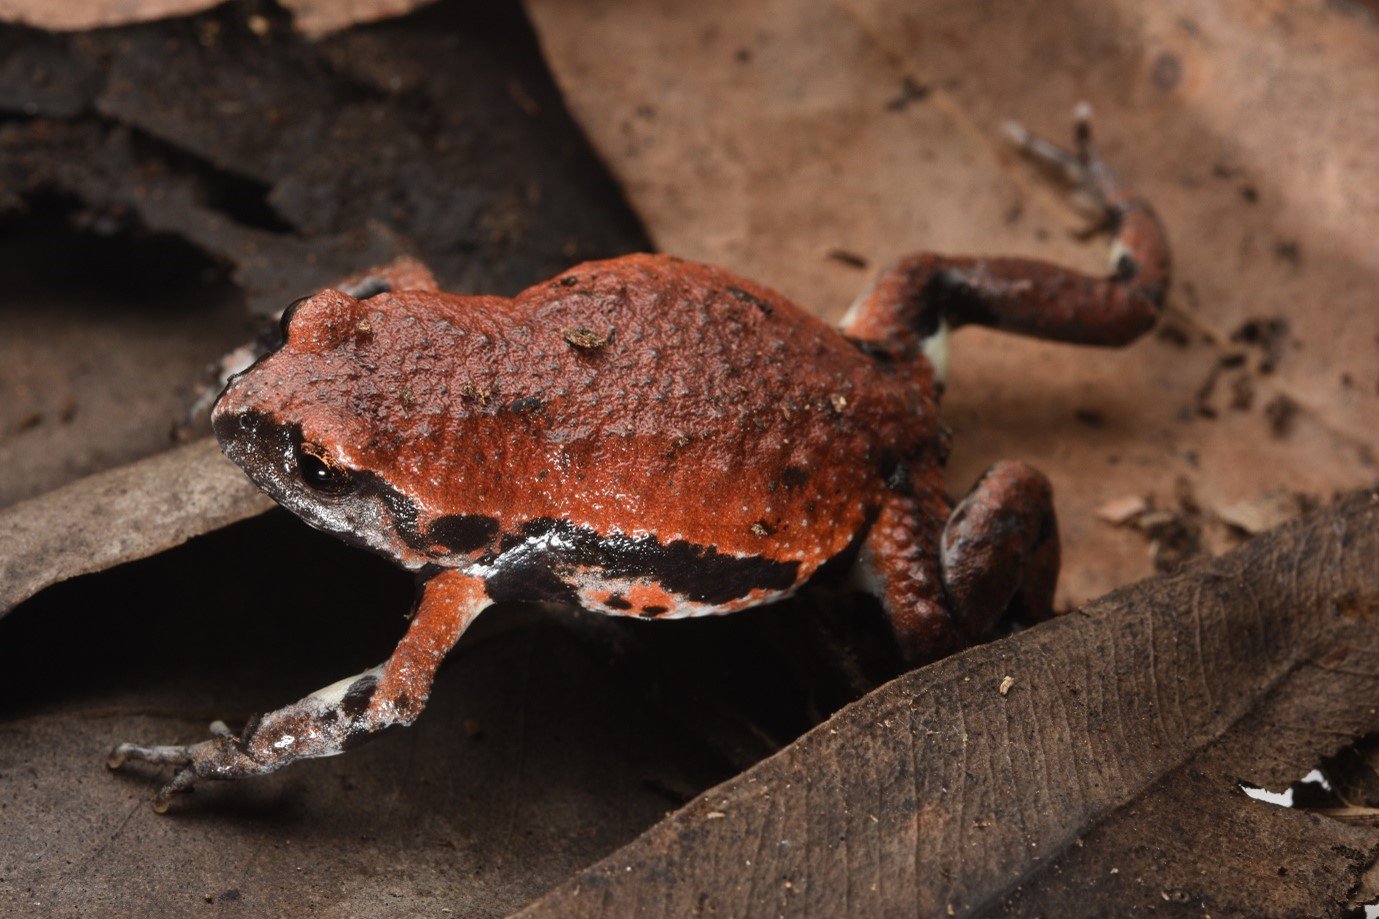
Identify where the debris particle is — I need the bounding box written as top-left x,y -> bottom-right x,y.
1216,491 -> 1310,536
1193,364 -> 1222,417
1156,320 -> 1192,347
1096,495 -> 1149,526
1264,393 -> 1299,438
706,811 -> 727,820
999,676 -> 1015,697
1231,317 -> 1290,374
1150,51 -> 1182,92
829,393 -> 848,414
826,248 -> 868,269
459,382 -> 493,405
562,326 -> 608,350
1273,239 -> 1302,266
1228,373 -> 1254,411
1137,507 -> 1203,574
1074,408 -> 1106,428
246,14 -> 270,36
884,76 -> 931,111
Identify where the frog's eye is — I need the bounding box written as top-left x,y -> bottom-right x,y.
296,442 -> 357,497
278,297 -> 309,341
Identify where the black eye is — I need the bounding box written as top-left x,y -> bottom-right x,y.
278,296 -> 309,342
296,442 -> 356,496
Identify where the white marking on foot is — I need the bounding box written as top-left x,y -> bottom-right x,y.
921,318 -> 951,383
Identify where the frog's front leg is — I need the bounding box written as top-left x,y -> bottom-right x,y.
108,569 -> 490,813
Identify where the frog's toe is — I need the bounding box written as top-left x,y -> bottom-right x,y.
1003,102 -> 1124,225
107,741 -> 195,770
152,767 -> 201,814
107,730 -> 231,812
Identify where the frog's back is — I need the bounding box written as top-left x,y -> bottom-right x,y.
515,253 -> 938,451
333,254 -> 941,593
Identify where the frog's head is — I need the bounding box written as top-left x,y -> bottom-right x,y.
212,289 -> 499,570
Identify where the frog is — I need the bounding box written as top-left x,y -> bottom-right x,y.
109,113 -> 1170,811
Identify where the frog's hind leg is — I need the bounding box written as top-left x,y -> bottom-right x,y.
842,106 -> 1170,365
941,460 -> 1060,641
858,461 -> 1059,664
108,569 -> 489,813
855,479 -> 962,664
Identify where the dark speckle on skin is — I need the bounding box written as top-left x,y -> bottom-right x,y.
606,594 -> 633,610
509,396 -> 544,413
726,285 -> 773,316
640,605 -> 668,618
340,674 -> 379,719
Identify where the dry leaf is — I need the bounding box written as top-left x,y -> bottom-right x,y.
522,491 -> 1379,916
0,0 -> 434,35
1095,494 -> 1149,526
1216,489 -> 1310,535
0,438 -> 271,616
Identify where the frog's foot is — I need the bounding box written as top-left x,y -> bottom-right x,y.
107,570 -> 490,812
1002,101 -> 1125,226
941,460 -> 1060,641
107,725 -> 264,813
844,104 -> 1169,353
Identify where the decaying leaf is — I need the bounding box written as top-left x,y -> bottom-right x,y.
0,438 -> 270,616
525,0 -> 1379,609
521,491 -> 1379,917
1216,489 -> 1311,536
1094,494 -> 1149,526
0,0 -> 434,36
0,512 -> 747,917
0,2 -> 640,318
